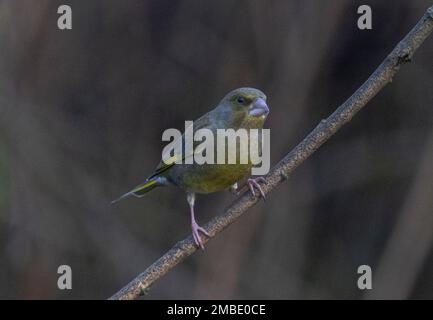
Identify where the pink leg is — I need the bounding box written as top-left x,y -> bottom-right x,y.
187,193 -> 210,249
231,177 -> 267,200
246,177 -> 267,200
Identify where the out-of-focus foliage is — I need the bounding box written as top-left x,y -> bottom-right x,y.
0,0 -> 432,299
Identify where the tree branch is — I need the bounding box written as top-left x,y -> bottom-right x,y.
109,6 -> 433,300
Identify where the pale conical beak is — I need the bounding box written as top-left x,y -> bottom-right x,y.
248,98 -> 269,117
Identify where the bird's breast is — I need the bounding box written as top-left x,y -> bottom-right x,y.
168,163 -> 251,194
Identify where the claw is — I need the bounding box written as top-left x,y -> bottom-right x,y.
248,180 -> 256,197
192,221 -> 210,249
247,177 -> 266,200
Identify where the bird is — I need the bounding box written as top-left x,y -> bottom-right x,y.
112,87 -> 269,249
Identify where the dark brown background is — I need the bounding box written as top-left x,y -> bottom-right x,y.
0,0 -> 432,299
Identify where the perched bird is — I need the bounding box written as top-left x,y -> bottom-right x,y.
113,87 -> 269,248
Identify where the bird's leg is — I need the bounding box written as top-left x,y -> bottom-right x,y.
246,177 -> 266,200
230,178 -> 267,200
187,192 -> 210,249
229,182 -> 239,195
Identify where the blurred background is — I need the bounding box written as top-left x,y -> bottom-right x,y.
0,0 -> 432,299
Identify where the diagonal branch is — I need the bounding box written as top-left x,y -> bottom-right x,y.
109,6 -> 433,300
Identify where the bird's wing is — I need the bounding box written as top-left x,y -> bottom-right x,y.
148,112 -> 214,179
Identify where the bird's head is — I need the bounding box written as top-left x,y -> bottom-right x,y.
225,87 -> 268,117
217,87 -> 269,128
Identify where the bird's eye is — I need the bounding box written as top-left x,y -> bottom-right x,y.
237,96 -> 246,104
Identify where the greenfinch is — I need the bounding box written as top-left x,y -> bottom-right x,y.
113,87 -> 269,248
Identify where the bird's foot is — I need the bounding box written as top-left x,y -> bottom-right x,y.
247,177 -> 266,200
191,221 -> 210,250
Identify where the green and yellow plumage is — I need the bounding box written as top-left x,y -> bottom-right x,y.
113,87 -> 269,248
113,87 -> 268,199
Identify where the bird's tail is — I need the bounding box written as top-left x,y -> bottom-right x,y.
111,177 -> 162,204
